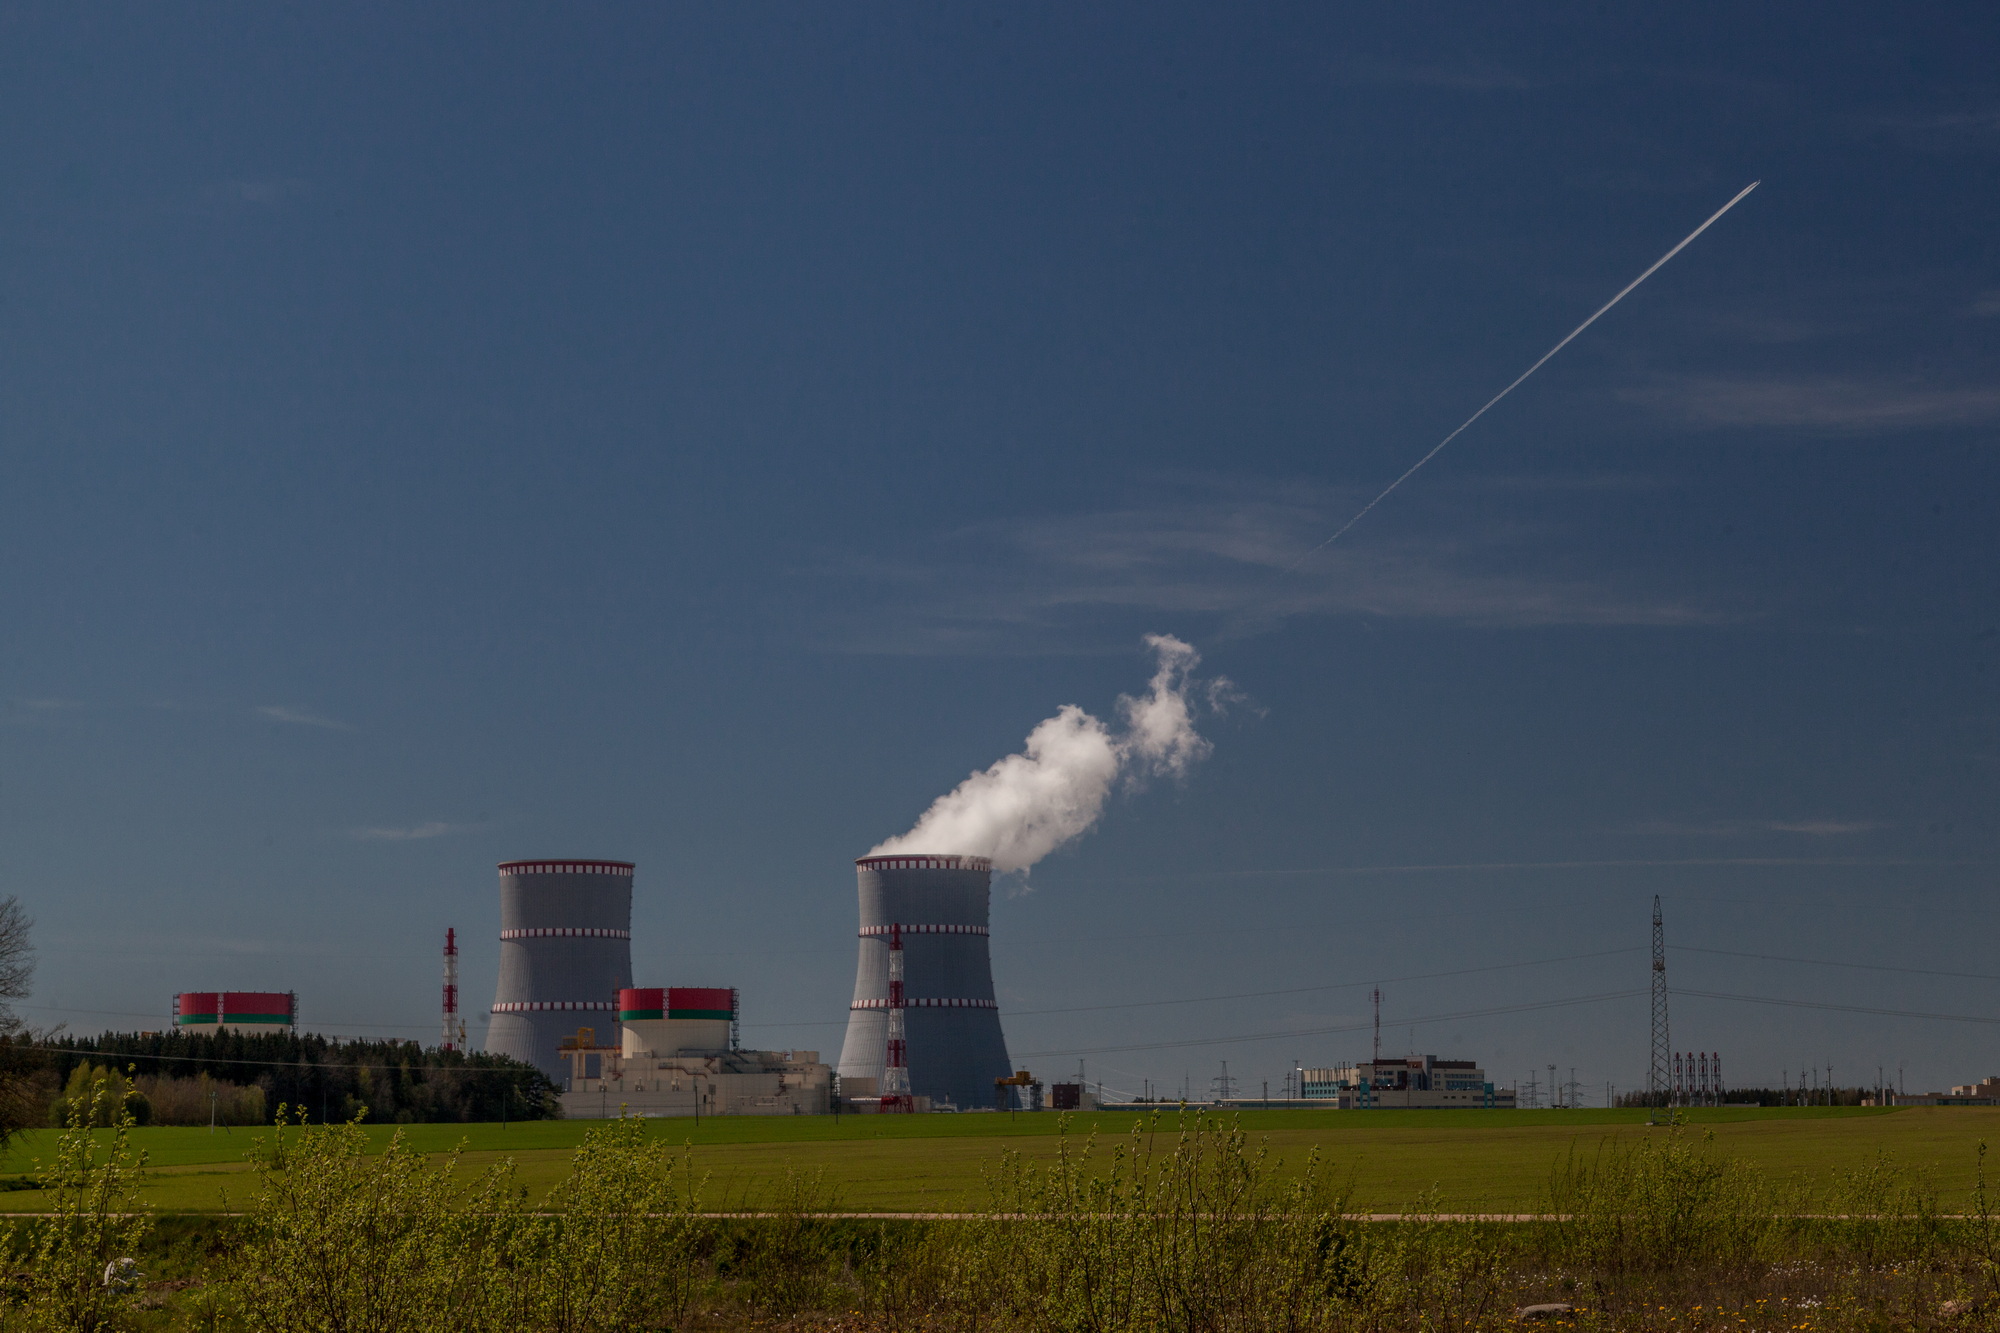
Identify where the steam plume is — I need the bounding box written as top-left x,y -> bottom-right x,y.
869,634 -> 1229,873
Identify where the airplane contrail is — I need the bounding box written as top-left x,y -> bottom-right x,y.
1288,180 -> 1760,571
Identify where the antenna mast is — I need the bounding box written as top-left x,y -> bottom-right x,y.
1649,896 -> 1671,1120
1372,987 -> 1382,1066
441,927 -> 464,1051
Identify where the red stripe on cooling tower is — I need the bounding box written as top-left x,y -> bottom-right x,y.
497,860 -> 635,875
849,998 -> 998,1010
619,988 -> 665,1011
489,1001 -> 618,1013
853,855 -> 994,872
498,927 -> 631,940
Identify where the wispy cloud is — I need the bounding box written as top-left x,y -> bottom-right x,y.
1627,375 -> 2000,431
809,476 -> 1724,654
1863,107 -> 2000,153
255,705 -> 351,730
1624,818 -> 1887,838
351,821 -> 478,842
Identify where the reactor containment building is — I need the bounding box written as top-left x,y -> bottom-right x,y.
836,853 -> 1011,1110
487,859 -> 634,1080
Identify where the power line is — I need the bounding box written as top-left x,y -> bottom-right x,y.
739,947 -> 1642,1031
1014,988 -> 1648,1059
1673,946 -> 2000,984
18,1002 -> 440,1032
1675,989 -> 2000,1027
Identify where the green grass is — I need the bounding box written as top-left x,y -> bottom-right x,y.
0,1105 -> 1988,1216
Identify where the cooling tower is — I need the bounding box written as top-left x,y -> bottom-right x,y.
487,859 -> 634,1079
837,854 -> 1011,1109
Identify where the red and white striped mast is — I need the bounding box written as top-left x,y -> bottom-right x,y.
882,922 -> 913,1111
441,927 -> 465,1051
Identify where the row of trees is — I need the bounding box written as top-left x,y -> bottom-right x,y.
25,1029 -> 560,1125
0,892 -> 560,1134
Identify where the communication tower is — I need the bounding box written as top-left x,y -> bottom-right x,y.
441,928 -> 465,1051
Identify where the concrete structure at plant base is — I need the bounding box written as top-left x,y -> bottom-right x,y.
1300,1056 -> 1516,1109
558,987 -> 833,1117
486,859 -> 634,1081
836,853 -> 1012,1111
173,991 -> 297,1034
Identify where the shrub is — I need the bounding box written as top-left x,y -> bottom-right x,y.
958,1110 -> 1357,1333
487,1113 -> 706,1332
231,1108 -> 500,1333
9,1068 -> 155,1333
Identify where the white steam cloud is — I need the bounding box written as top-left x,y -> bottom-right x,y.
869,634 -> 1231,873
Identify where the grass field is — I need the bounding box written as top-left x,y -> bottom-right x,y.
2,1105 -> 1993,1215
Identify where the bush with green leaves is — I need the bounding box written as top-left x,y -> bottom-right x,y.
948,1110 -> 1361,1333
7,1068 -> 155,1333
231,1107 -> 502,1333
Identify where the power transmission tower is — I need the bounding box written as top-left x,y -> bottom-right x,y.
1649,895 -> 1671,1123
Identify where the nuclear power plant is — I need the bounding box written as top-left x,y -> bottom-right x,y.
477,851 -> 1012,1114
486,859 -> 635,1080
836,853 -> 1013,1110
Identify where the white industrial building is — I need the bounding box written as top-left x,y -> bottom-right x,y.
557,987 -> 833,1118
1301,1055 -> 1514,1109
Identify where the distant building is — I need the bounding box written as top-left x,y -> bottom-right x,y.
1873,1076 -> 2000,1107
1301,1055 -> 1514,1109
556,988 -> 832,1117
174,992 -> 296,1034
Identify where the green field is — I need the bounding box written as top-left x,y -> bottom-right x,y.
3,1105 -> 1993,1215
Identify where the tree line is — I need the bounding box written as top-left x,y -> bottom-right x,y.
7,1029 -> 560,1126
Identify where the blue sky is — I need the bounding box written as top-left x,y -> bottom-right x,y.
3,5 -> 1997,1101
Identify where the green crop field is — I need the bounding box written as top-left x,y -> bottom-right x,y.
1,1105 -> 1993,1215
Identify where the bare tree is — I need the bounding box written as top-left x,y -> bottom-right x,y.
0,896 -> 33,1034
0,898 -> 40,1144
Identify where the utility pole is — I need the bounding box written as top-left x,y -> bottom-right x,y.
1648,896 -> 1671,1124
1548,1064 -> 1559,1109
